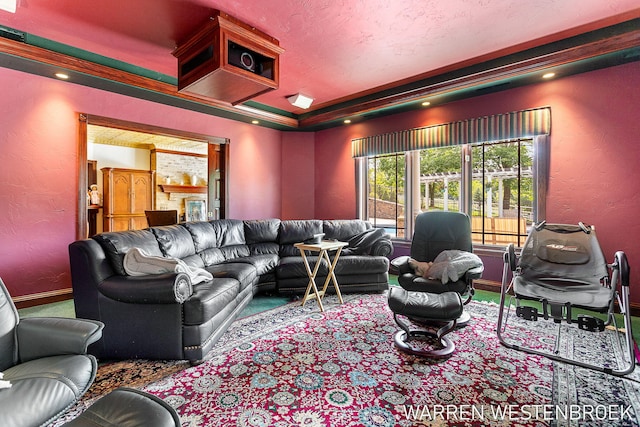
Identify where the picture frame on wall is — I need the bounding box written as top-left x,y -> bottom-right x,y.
185,199 -> 207,222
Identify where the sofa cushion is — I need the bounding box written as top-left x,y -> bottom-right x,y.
211,219 -> 246,246
183,221 -> 218,251
220,245 -> 251,260
181,254 -> 206,269
279,220 -> 323,257
1,354 -> 97,427
244,219 -> 280,244
151,225 -> 196,259
249,242 -> 280,256
233,254 -> 280,276
182,278 -> 239,325
333,255 -> 390,274
206,263 -> 257,292
323,219 -> 370,241
93,230 -> 162,276
199,247 -> 226,266
276,256 -> 328,279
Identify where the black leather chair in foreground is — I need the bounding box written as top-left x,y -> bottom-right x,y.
388,211 -> 483,358
0,277 -> 104,427
391,211 -> 484,325
64,387 -> 181,427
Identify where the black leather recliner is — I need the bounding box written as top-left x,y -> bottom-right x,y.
0,277 -> 104,427
391,211 -> 483,324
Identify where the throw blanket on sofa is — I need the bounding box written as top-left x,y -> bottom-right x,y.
0,372 -> 10,389
409,250 -> 483,284
123,248 -> 213,285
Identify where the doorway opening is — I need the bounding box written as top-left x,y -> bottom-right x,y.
77,114 -> 228,240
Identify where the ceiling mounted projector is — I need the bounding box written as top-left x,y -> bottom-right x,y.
287,93 -> 314,109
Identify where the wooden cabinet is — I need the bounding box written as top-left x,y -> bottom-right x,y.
102,168 -> 155,232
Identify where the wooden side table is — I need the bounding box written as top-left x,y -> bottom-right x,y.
294,240 -> 348,312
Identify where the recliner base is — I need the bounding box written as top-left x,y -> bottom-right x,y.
393,321 -> 457,358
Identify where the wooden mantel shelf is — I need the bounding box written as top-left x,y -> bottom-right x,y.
159,184 -> 207,194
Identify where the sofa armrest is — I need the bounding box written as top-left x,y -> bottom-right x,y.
344,228 -> 394,257
370,237 -> 393,257
98,272 -> 193,304
17,317 -> 104,363
390,255 -> 413,275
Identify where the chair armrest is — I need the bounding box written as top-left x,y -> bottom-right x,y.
465,265 -> 484,281
370,237 -> 394,257
98,272 -> 193,304
390,255 -> 413,275
17,317 -> 104,363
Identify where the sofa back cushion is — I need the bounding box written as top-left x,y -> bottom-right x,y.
278,220 -> 323,257
199,247 -> 226,266
183,221 -> 217,252
323,220 -> 371,241
211,219 -> 245,247
151,225 -> 196,259
244,219 -> 280,244
244,219 -> 280,256
183,220 -> 252,266
93,230 -> 163,276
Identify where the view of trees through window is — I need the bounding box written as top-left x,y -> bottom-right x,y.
367,153 -> 405,237
365,139 -> 534,245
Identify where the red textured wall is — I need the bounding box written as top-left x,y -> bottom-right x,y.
0,67 -> 283,298
314,61 -> 640,302
281,132 -> 315,219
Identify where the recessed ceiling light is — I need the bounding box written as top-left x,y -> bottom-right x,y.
55,72 -> 69,80
421,101 -> 431,106
287,93 -> 314,109
251,120 -> 259,124
0,0 -> 17,13
344,119 -> 351,124
542,72 -> 555,79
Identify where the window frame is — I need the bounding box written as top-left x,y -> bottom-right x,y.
356,135 -> 548,247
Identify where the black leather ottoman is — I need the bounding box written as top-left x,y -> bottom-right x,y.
388,286 -> 463,358
64,387 -> 180,427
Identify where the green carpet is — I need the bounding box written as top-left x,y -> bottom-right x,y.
17,293 -> 292,319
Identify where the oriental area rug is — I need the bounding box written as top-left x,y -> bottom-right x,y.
50,293 -> 640,427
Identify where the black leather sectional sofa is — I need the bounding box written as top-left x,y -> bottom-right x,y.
69,218 -> 392,363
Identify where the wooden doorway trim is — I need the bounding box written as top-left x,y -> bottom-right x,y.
76,113 -> 229,240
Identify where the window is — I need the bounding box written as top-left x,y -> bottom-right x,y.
366,153 -> 405,238
358,137 -> 547,247
470,139 -> 533,247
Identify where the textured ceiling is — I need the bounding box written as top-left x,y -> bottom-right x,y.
1,0 -> 638,115
88,125 -> 209,153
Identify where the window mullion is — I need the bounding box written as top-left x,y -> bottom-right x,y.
461,145 -> 472,215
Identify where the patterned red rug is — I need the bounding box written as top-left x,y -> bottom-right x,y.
54,293 -> 557,426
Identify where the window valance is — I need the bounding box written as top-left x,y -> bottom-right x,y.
351,107 -> 551,157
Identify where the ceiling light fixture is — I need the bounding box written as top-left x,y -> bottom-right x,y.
55,72 -> 69,80
0,0 -> 17,13
344,119 -> 352,124
251,120 -> 259,124
421,101 -> 431,106
287,93 -> 314,109
542,72 -> 556,79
